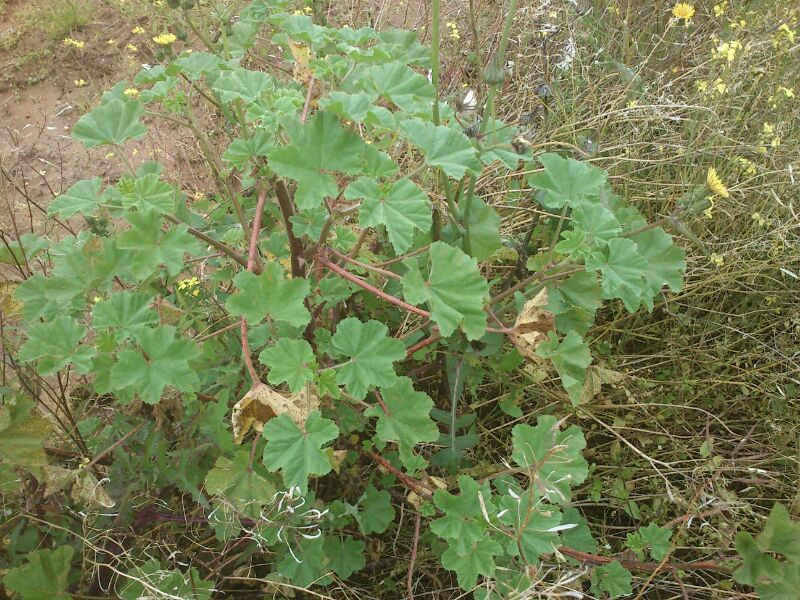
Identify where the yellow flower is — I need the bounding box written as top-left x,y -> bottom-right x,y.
123,88 -> 139,97
93,296 -> 103,303
177,276 -> 200,291
751,212 -> 767,227
152,32 -> 177,45
107,38 -> 115,45
713,1 -> 727,17
105,152 -> 114,158
672,2 -> 695,20
74,79 -> 87,87
762,122 -> 774,135
706,167 -> 730,198
703,195 -> 715,219
695,80 -> 708,93
713,40 -> 742,63
126,43 -> 138,52
735,156 -> 757,176
713,78 -> 727,95
63,37 -> 85,49
779,86 -> 795,98
132,26 -> 145,34
710,253 -> 724,267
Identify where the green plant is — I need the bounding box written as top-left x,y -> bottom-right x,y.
8,0 -> 790,597
27,0 -> 91,41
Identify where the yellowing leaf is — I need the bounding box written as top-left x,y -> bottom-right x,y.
511,288 -> 555,361
231,383 -> 317,444
0,282 -> 22,317
579,366 -> 625,405
288,38 -> 313,84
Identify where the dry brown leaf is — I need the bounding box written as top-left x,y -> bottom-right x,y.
511,288 -> 555,361
231,383 -> 317,445
41,465 -> 76,497
71,471 -> 115,508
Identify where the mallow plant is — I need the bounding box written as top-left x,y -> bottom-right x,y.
4,0 -> 793,598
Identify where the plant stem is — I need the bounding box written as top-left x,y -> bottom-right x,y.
480,0 -> 520,133
240,187 -> 268,385
430,0 -> 441,125
164,214 -> 250,270
274,179 -> 305,278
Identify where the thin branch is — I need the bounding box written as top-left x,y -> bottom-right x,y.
407,511 -> 421,600
164,214 -> 250,270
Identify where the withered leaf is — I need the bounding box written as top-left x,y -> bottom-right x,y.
511,288 -> 555,361
231,383 -> 317,445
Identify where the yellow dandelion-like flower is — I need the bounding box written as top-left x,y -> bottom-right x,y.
74,78 -> 87,87
706,167 -> 730,198
123,88 -> 139,97
710,252 -> 724,267
672,2 -> 695,20
152,32 -> 177,45
132,26 -> 145,34
126,43 -> 138,52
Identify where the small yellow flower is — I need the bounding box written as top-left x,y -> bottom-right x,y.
713,40 -> 742,63
765,295 -> 777,305
132,26 -> 145,34
303,6 -> 312,13
706,167 -> 730,198
107,38 -> 115,45
74,79 -> 87,87
672,2 -> 695,20
703,198 -> 715,219
105,152 -> 114,159
177,276 -> 200,291
710,252 -> 724,267
152,32 -> 177,45
713,78 -> 727,95
713,1 -> 727,17
695,80 -> 708,93
63,37 -> 85,49
751,212 -> 767,227
123,88 -> 139,97
126,43 -> 138,52
93,296 -> 103,303
626,99 -> 639,108
779,86 -> 795,98
735,156 -> 757,176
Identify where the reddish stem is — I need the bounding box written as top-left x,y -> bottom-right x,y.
241,188 -> 268,385
301,77 -> 316,123
317,253 -> 431,318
